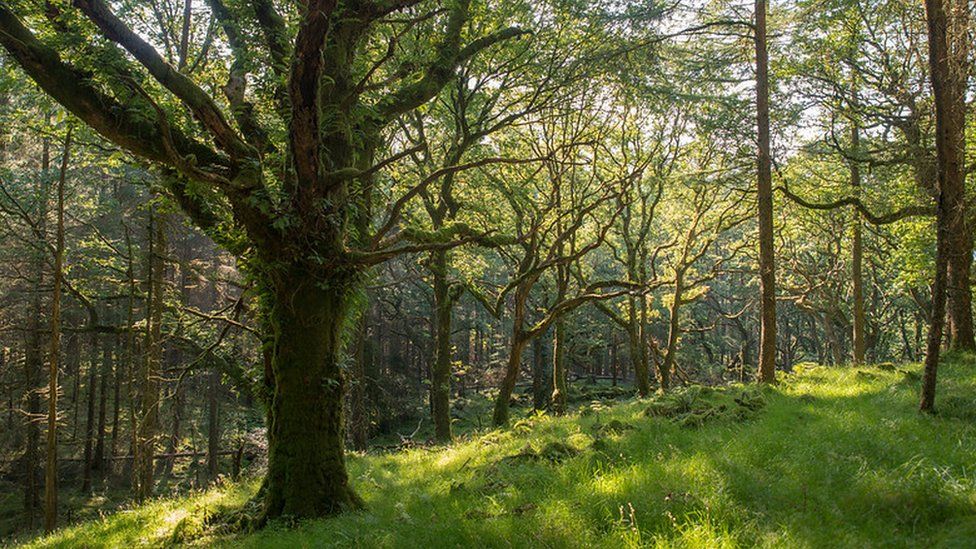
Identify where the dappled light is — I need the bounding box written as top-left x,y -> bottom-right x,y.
0,0 -> 973,546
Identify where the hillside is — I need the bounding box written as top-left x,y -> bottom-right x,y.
12,360 -> 976,548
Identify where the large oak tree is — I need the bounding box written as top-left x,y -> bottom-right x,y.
0,0 -> 527,521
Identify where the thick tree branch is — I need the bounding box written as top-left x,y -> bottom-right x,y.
0,4 -> 226,172
776,183 -> 934,225
375,0 -> 528,122
73,0 -> 255,160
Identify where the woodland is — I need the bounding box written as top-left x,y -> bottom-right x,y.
0,0 -> 974,546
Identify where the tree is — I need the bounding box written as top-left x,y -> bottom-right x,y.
473,98 -> 636,424
0,0 -> 530,520
43,127 -> 71,532
920,0 -> 970,412
754,0 -> 777,383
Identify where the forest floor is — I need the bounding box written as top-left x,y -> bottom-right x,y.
9,357 -> 976,548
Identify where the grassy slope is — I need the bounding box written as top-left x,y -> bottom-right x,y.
13,359 -> 976,548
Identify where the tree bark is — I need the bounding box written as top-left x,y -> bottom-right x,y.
348,312 -> 369,452
44,128 -> 70,532
850,125 -> 867,364
661,277 -> 683,393
206,367 -> 220,482
531,335 -> 550,410
134,210 -> 164,501
550,320 -> 567,414
93,337 -> 111,472
493,334 -> 528,427
628,297 -> 651,396
430,249 -> 453,442
755,0 -> 777,383
921,0 -> 969,410
260,271 -> 362,522
24,137 -> 51,529
81,337 -> 97,493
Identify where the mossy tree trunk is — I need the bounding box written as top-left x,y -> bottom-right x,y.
430,249 -> 454,443
660,274 -> 684,393
261,270 -> 362,521
531,336 -> 550,410
626,297 -> 651,396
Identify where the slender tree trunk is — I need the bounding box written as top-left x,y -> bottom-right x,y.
551,320 -> 567,414
531,335 -> 550,410
260,271 -> 361,521
430,249 -> 453,442
69,336 -> 80,441
44,128 -> 69,532
755,0 -> 777,383
661,277 -> 683,392
162,374 -> 183,478
850,125 -> 867,364
81,337 -> 97,493
493,332 -> 528,427
24,137 -> 51,529
93,337 -> 111,472
628,297 -> 651,396
348,312 -> 369,451
110,334 -> 122,457
134,210 -> 163,501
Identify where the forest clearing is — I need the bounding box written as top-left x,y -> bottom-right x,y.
0,0 -> 974,546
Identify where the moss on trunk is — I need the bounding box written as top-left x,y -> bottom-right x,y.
261,272 -> 362,522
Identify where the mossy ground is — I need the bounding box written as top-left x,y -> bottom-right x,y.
10,357 -> 976,548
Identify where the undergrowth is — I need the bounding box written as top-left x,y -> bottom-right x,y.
11,357 -> 976,548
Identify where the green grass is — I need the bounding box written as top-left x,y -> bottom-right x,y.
12,358 -> 976,548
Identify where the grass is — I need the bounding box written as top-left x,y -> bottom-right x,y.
10,357 -> 976,548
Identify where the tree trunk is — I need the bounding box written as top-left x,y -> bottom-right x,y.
206,367 -> 220,482
93,337 -> 111,472
531,335 -> 550,410
110,334 -> 123,457
261,271 -> 361,521
661,277 -> 683,392
551,320 -> 567,414
850,125 -> 867,365
755,0 -> 777,383
628,297 -> 651,396
44,129 -> 69,532
493,334 -> 528,427
134,210 -> 164,501
161,373 -> 183,478
946,223 -> 974,350
82,337 -> 97,493
24,136 -> 51,529
348,312 -> 369,451
430,249 -> 453,442
921,0 -> 969,410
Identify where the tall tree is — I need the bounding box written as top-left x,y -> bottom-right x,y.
754,0 -> 777,383
920,0 -> 970,411
44,127 -> 71,533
